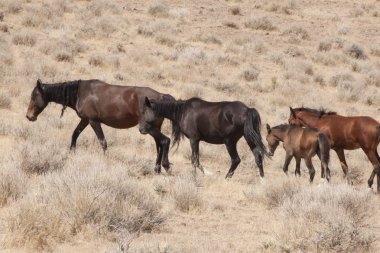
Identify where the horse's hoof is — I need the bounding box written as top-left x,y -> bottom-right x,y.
154,165 -> 161,174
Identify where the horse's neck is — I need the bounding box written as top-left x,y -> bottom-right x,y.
44,83 -> 78,109
272,129 -> 287,142
299,114 -> 320,127
155,101 -> 185,122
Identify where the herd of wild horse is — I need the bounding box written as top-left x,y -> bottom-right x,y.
26,79 -> 380,191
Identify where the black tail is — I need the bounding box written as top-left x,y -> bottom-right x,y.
317,132 -> 330,180
244,108 -> 270,157
162,94 -> 183,148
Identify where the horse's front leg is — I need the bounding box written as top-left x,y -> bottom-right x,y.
363,149 -> 380,191
89,120 -> 107,152
305,158 -> 316,183
295,157 -> 301,176
148,127 -> 171,173
70,118 -> 89,151
335,148 -> 348,177
282,153 -> 293,176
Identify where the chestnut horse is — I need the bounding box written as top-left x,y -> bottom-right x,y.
266,124 -> 331,182
289,107 -> 380,190
26,79 -> 175,173
140,97 -> 269,178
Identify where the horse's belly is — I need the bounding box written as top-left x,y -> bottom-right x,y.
101,116 -> 139,129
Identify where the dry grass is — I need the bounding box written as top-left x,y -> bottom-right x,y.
171,173 -> 202,212
12,31 -> 36,46
244,17 -> 276,31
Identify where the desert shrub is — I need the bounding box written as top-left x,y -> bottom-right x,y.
245,178 -> 301,208
244,17 -> 276,31
12,31 -> 36,46
137,21 -> 173,36
171,173 -> 202,212
6,0 -> 22,14
224,21 -> 238,29
337,80 -> 364,102
345,44 -> 366,59
318,40 -> 332,51
0,92 -> 11,109
314,75 -> 325,86
3,155 -> 166,250
193,33 -> 222,45
96,18 -> 117,37
19,140 -> 66,175
242,65 -> 260,81
370,47 -> 380,57
364,69 -> 380,87
0,162 -> 27,206
266,0 -> 296,14
155,33 -> 176,47
283,26 -> 309,40
329,72 -> 354,87
148,1 -> 169,17
274,184 -> 375,252
177,46 -> 207,65
284,46 -> 303,57
230,6 -> 241,15
22,14 -> 44,27
55,51 -> 73,62
89,54 -> 105,67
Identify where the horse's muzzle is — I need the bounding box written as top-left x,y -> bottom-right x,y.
138,127 -> 148,135
268,151 -> 274,157
26,115 -> 37,121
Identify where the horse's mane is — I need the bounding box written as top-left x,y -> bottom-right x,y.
41,80 -> 81,116
151,98 -> 195,147
294,107 -> 337,118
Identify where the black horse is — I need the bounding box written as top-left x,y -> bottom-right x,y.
26,79 -> 174,173
140,97 -> 269,178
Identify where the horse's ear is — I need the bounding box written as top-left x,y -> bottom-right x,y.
266,124 -> 271,133
145,97 -> 151,108
36,79 -> 43,91
289,107 -> 296,118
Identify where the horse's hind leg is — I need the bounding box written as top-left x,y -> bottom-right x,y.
89,120 -> 107,152
363,149 -> 380,190
335,149 -> 348,177
70,118 -> 89,150
305,158 -> 316,183
224,140 -> 241,178
295,157 -> 301,177
190,138 -> 203,174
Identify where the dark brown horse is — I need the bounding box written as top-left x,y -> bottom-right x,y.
140,97 -> 269,178
266,124 -> 331,182
26,79 -> 175,173
288,107 -> 380,190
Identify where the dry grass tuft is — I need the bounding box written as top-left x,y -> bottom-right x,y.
171,173 -> 202,212
244,17 -> 276,31
318,40 -> 332,51
283,26 -> 309,40
12,31 -> 36,46
0,92 -> 12,109
149,1 -> 169,17
345,44 -> 366,59
138,21 -> 173,36
242,65 -> 260,81
230,6 -> 241,15
224,21 -> 239,29
0,162 -> 27,206
273,184 -> 375,252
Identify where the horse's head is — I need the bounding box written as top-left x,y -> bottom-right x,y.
139,97 -> 158,134
26,79 -> 48,121
288,107 -> 304,126
265,124 -> 279,156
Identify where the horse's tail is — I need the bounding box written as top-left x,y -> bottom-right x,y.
162,93 -> 183,148
244,108 -> 270,157
317,132 -> 330,180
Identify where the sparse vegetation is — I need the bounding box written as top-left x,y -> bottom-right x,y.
244,17 -> 276,31
12,32 -> 36,46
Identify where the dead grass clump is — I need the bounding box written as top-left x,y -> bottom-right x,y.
155,33 -> 176,47
370,47 -> 380,57
314,75 -> 325,86
284,46 -> 303,57
245,178 -> 300,208
244,17 -> 276,31
148,1 -> 169,17
283,26 -> 309,40
89,54 -> 105,67
0,162 -> 27,206
318,40 -> 332,51
96,18 -> 117,37
177,46 -> 207,65
329,72 -> 355,87
274,184 -> 375,252
224,21 -> 239,29
12,32 -> 36,47
345,44 -> 366,59
230,6 -> 241,15
266,1 -> 296,15
311,52 -> 337,66
172,173 -> 202,212
193,33 -> 222,45
22,14 -> 44,28
3,157 -> 166,250
137,21 -> 172,36
55,51 -> 73,62
6,0 -> 22,14
347,167 -> 365,185
0,92 -> 11,109
19,141 -> 66,175
337,80 -> 364,102
242,65 -> 260,81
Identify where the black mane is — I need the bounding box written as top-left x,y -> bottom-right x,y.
42,80 -> 80,115
293,107 -> 337,118
151,98 -> 192,147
